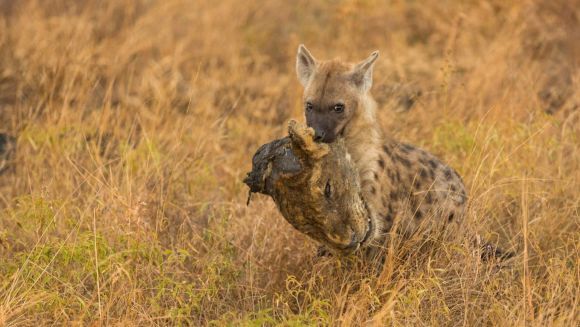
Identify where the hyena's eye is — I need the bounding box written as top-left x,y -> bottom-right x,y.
333,103 -> 344,113
305,102 -> 313,112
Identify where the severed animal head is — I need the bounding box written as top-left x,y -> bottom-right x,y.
244,120 -> 374,255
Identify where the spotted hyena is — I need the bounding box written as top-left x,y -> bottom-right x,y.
295,45 -> 467,256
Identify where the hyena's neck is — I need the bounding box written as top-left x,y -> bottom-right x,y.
343,94 -> 387,241
344,94 -> 383,167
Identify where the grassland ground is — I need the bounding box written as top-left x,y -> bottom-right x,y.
0,0 -> 578,325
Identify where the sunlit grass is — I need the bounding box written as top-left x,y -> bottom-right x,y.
0,0 -> 578,325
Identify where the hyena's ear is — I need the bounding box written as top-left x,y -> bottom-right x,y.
296,44 -> 317,87
351,51 -> 379,93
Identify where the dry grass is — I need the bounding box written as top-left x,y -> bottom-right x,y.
0,0 -> 578,325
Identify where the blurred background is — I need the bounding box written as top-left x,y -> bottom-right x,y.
0,0 -> 578,325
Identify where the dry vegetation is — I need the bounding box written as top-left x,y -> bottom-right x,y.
0,0 -> 579,325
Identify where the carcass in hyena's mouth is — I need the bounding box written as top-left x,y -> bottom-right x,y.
244,120 -> 374,255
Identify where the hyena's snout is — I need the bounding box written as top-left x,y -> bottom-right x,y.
311,123 -> 337,143
307,115 -> 333,143
313,129 -> 326,142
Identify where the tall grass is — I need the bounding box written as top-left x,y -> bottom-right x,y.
0,0 -> 578,325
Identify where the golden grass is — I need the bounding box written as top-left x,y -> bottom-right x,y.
0,0 -> 578,325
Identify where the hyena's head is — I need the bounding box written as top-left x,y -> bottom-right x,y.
296,44 -> 379,143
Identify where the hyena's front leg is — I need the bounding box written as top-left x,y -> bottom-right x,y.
359,161 -> 397,265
